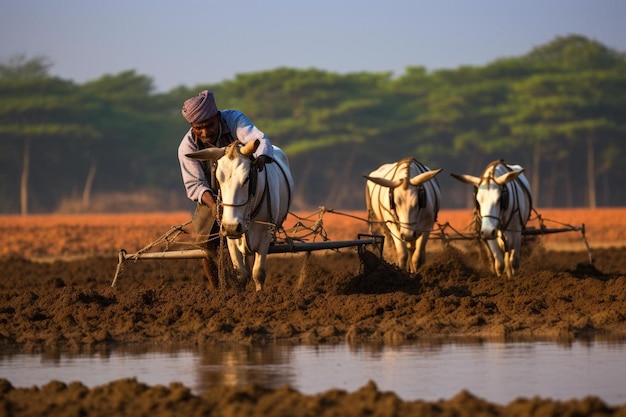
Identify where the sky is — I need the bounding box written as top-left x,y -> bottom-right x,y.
2,0 -> 625,93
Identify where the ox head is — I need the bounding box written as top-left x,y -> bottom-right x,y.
364,168 -> 442,242
450,167 -> 525,240
187,139 -> 260,238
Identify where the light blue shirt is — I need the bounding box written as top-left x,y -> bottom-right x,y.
178,109 -> 274,203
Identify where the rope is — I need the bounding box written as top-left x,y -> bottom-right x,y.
431,220 -> 479,243
111,205 -> 594,287
120,206 -> 589,256
126,221 -> 193,260
280,207 -> 334,243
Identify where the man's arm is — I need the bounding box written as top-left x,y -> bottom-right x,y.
178,132 -> 214,203
223,110 -> 274,159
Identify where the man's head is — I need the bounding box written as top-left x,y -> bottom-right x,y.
182,90 -> 221,145
182,90 -> 218,123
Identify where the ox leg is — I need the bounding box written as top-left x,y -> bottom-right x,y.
251,253 -> 267,291
391,237 -> 410,272
244,253 -> 256,289
246,228 -> 272,291
504,251 -> 514,279
227,239 -> 250,289
486,239 -> 505,278
410,234 -> 428,273
509,249 -> 519,277
506,233 -> 522,278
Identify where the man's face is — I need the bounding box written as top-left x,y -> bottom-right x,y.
191,112 -> 221,145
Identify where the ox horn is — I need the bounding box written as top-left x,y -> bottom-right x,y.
494,169 -> 525,185
240,139 -> 260,157
409,168 -> 443,186
363,175 -> 403,189
186,147 -> 226,161
450,172 -> 481,187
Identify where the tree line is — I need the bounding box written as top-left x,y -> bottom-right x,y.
1,34 -> 625,215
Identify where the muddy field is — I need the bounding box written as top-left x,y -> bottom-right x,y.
1,209 -> 626,416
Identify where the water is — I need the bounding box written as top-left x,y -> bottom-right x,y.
1,339 -> 625,406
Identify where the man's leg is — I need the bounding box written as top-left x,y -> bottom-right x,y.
202,256 -> 219,290
192,203 -> 220,289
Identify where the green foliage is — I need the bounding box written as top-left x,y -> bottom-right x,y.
1,34 -> 626,212
0,55 -> 52,79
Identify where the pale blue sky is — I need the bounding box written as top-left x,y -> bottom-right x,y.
2,0 -> 625,92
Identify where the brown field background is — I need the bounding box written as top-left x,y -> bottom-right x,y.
1,207 -> 624,259
2,209 -> 626,416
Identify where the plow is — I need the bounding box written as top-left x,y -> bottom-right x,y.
111,207 -> 593,287
432,207 -> 593,264
111,208 -> 385,288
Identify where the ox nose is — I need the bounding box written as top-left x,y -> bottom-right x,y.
481,229 -> 497,240
401,230 -> 417,242
220,222 -> 243,237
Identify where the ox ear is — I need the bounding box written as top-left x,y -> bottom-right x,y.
186,147 -> 226,161
363,175 -> 404,189
409,168 -> 442,186
494,169 -> 524,185
450,173 -> 481,187
240,139 -> 260,157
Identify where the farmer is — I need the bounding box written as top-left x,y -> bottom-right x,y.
178,90 -> 274,290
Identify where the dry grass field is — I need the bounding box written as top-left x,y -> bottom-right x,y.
0,207 -> 624,259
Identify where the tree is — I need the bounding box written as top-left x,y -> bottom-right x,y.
503,35 -> 626,207
78,70 -> 164,210
1,36 -> 625,213
0,56 -> 99,214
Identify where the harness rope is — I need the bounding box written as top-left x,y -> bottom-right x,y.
112,203 -> 592,288
117,206 -> 586,258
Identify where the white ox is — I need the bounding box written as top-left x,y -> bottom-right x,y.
187,139 -> 293,291
450,159 -> 532,279
364,157 -> 442,273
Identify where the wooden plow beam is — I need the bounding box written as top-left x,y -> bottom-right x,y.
432,223 -> 587,240
432,221 -> 593,265
111,234 -> 384,287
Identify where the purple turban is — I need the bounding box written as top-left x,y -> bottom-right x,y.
181,90 -> 218,123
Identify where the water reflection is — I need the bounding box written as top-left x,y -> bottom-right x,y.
196,343 -> 296,389
1,338 -> 625,406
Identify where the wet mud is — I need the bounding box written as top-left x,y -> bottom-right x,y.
2,377 -> 624,417
1,212 -> 626,416
2,241 -> 625,351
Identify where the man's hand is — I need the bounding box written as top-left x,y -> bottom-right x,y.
201,191 -> 218,214
253,155 -> 270,171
